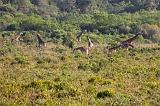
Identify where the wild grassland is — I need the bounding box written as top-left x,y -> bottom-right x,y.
0,39 -> 160,106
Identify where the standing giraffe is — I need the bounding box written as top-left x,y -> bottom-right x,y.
11,32 -> 25,44
36,34 -> 46,48
76,24 -> 95,42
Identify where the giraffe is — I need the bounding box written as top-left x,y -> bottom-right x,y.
108,34 -> 139,54
76,24 -> 95,42
74,34 -> 94,55
73,46 -> 89,55
120,34 -> 139,48
11,32 -> 25,44
36,34 -> 46,48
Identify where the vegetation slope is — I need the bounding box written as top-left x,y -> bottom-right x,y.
0,0 -> 160,105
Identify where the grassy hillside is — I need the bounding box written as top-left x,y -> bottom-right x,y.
0,0 -> 160,106
0,35 -> 160,105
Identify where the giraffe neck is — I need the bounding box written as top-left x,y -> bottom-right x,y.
37,35 -> 42,41
128,35 -> 138,42
122,35 -> 138,44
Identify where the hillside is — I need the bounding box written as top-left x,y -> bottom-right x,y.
0,38 -> 160,105
0,0 -> 160,106
0,0 -> 160,44
1,0 -> 160,14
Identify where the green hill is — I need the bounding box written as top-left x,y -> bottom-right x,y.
0,0 -> 160,105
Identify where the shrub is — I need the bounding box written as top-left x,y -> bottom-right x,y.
54,83 -> 81,97
86,84 -> 96,94
97,89 -> 115,98
140,23 -> 160,39
11,55 -> 29,65
102,79 -> 112,85
56,90 -> 68,98
68,86 -> 81,97
146,81 -> 159,89
0,4 -> 16,13
62,35 -> 74,48
88,76 -> 101,83
54,83 -> 65,91
152,34 -> 160,43
23,80 -> 54,91
156,69 -> 160,78
6,24 -> 18,31
78,63 -> 92,71
0,45 -> 17,55
91,63 -> 101,73
118,25 -> 131,34
54,77 -> 61,82
0,22 -> 9,31
37,57 -> 52,64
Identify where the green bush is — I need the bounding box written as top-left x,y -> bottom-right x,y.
102,79 -> 112,85
91,63 -> 101,73
22,80 -> 54,91
86,84 -> 96,94
11,55 -> 29,64
78,63 -> 92,71
97,89 -> 115,98
37,57 -> 52,64
88,76 -> 101,83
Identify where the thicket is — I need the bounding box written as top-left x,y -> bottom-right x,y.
0,0 -> 160,44
0,1 -> 160,44
1,12 -> 160,43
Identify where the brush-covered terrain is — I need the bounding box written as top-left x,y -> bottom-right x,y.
0,33 -> 160,105
0,0 -> 160,105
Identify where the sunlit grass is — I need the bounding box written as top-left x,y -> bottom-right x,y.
0,40 -> 160,105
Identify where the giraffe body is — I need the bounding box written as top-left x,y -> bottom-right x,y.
73,47 -> 89,55
121,35 -> 138,46
11,32 -> 24,44
36,34 -> 46,48
108,35 -> 138,54
76,24 -> 95,43
108,45 -> 121,54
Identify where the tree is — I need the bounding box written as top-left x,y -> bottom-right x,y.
140,23 -> 160,39
75,0 -> 92,13
144,0 -> 157,10
30,0 -> 48,6
0,0 -> 16,4
53,0 -> 76,12
17,0 -> 31,13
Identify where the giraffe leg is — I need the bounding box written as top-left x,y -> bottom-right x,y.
76,31 -> 83,42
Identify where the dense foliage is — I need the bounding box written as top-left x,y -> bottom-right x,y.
0,0 -> 160,43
